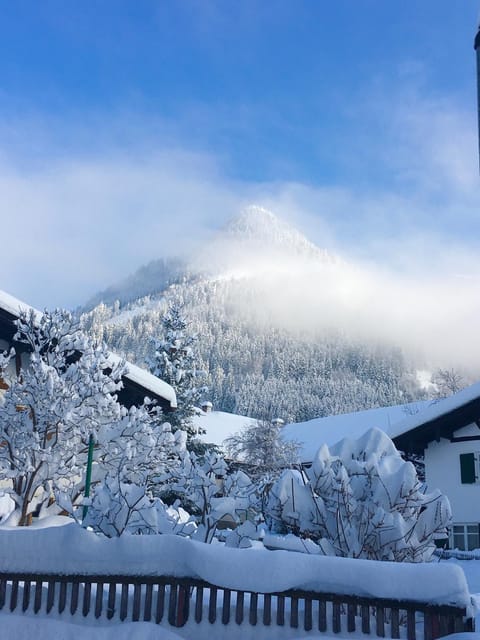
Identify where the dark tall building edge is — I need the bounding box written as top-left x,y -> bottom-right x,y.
475,26 -> 480,171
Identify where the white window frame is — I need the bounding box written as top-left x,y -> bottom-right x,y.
449,523 -> 480,551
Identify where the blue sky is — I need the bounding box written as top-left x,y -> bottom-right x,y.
2,1 -> 480,311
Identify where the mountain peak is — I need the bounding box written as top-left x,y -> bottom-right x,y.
223,206 -> 283,239
221,204 -> 332,262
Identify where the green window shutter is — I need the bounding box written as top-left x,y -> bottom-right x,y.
460,453 -> 476,484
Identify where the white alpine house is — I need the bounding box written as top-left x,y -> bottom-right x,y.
283,383 -> 480,551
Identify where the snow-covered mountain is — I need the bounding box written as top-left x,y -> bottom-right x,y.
83,256 -> 186,311
213,205 -> 332,260
81,206 -> 432,423
189,205 -> 336,283
83,206 -> 336,313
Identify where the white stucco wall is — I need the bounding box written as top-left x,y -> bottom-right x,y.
425,422 -> 480,523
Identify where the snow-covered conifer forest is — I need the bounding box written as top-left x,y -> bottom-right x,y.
81,208 -> 449,425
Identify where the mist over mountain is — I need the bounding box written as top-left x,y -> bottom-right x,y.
83,256 -> 187,311
81,206 -> 449,423
211,205 -> 333,262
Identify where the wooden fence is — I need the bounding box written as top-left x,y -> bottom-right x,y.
0,571 -> 474,639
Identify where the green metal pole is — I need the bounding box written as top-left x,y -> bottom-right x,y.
82,433 -> 95,522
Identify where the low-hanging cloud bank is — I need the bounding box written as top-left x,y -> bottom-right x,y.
218,251 -> 480,371
1,87 -> 480,371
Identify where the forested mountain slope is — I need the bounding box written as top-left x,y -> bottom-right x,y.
81,206 -> 430,423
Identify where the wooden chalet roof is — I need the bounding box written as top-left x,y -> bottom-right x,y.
390,382 -> 480,455
0,289 -> 176,411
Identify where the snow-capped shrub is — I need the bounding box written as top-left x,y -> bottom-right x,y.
165,450 -> 256,543
264,428 -> 451,562
81,475 -> 197,537
225,520 -> 259,549
71,411 -> 191,536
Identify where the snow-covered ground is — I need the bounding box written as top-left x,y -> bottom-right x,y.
0,612 -> 438,640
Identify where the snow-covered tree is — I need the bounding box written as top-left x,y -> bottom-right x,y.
0,309 -> 125,525
431,368 -> 465,398
147,303 -> 206,439
225,418 -> 300,478
264,428 -> 451,562
79,419 -> 196,538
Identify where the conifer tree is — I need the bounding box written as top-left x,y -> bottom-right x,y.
147,303 -> 207,439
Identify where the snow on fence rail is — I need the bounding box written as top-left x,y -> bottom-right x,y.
0,525 -> 475,638
0,571 -> 474,639
433,548 -> 480,561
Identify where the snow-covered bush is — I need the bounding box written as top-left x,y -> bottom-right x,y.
0,309 -> 125,526
69,409 -> 192,536
165,450 -> 255,543
81,475 -> 196,537
264,428 -> 451,562
225,418 -> 300,478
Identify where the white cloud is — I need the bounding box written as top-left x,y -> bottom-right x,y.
1,85 -> 479,371
1,149 -> 244,308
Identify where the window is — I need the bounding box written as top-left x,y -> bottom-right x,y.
451,524 -> 480,551
459,452 -> 480,484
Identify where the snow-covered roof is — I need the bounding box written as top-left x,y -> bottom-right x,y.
390,380 -> 480,455
0,289 -> 42,320
194,410 -> 257,446
282,401 -> 431,462
389,381 -> 480,440
0,289 -> 176,409
108,352 -> 176,408
283,381 -> 480,462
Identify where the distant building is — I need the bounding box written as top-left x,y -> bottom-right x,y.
474,24 -> 480,170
